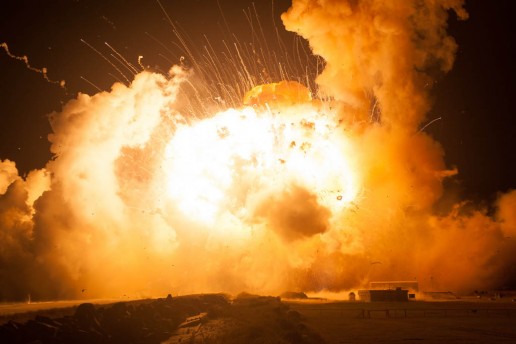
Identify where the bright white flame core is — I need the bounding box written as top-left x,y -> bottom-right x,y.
164,104 -> 359,233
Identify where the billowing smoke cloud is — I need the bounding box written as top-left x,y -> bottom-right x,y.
498,190 -> 516,237
1,1 -> 515,301
282,0 -> 468,128
281,0 -> 516,293
0,160 -> 50,300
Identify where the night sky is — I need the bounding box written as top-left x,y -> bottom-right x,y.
1,0 -> 515,205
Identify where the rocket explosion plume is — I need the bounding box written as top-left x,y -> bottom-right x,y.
1,0 -> 516,301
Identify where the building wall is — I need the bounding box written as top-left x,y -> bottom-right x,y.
358,289 -> 409,302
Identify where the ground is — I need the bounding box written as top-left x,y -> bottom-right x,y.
287,298 -> 516,343
1,295 -> 516,343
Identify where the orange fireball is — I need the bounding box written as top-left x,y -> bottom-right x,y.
243,80 -> 312,107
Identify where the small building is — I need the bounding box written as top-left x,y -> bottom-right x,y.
358,288 -> 409,302
348,292 -> 356,301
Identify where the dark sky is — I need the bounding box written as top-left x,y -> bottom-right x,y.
0,0 -> 514,204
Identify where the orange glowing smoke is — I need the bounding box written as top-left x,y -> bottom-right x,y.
1,0 -> 516,301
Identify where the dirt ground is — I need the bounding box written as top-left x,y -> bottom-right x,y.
287,299 -> 516,343
1,294 -> 323,343
2,296 -> 516,343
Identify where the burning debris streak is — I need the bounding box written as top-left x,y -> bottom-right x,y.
1,42 -> 66,89
80,39 -> 133,85
1,0 -> 515,301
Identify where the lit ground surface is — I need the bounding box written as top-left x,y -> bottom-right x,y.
286,299 -> 516,343
0,298 -> 134,324
0,298 -> 140,315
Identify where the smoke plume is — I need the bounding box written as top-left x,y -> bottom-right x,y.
1,1 -> 515,301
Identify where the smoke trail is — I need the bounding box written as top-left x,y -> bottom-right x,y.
1,42 -> 66,89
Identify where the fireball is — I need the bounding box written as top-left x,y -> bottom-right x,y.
163,81 -> 360,237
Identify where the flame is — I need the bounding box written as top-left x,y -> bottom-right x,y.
164,81 -> 359,236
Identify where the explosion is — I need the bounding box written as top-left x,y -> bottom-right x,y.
164,82 -> 358,228
1,0 -> 515,301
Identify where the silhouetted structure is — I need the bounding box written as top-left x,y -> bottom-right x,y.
358,288 -> 409,302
